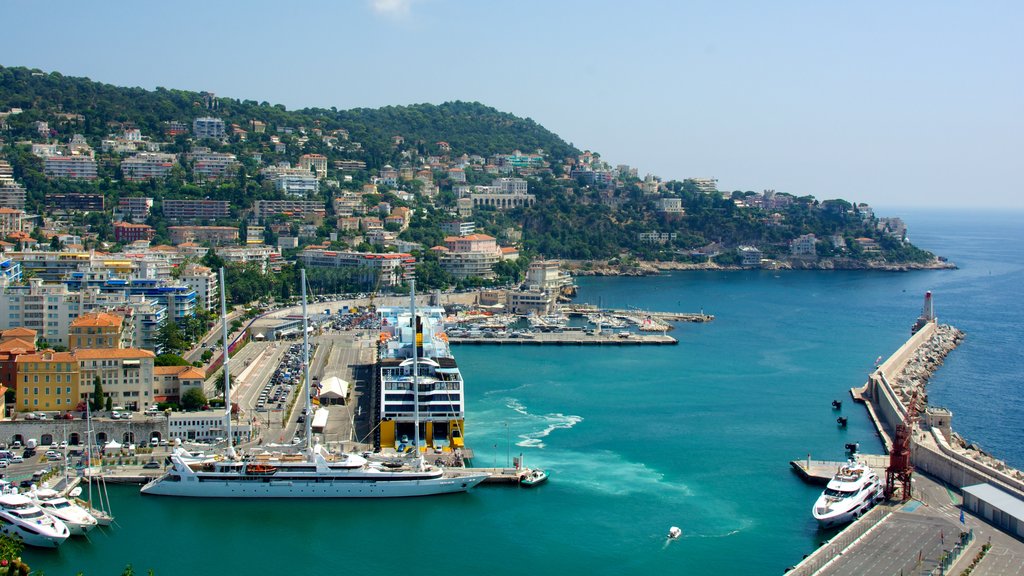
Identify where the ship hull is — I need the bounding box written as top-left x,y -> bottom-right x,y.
141,474 -> 487,498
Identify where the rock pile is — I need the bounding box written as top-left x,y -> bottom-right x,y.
891,323 -> 965,404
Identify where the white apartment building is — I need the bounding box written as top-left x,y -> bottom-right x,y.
790,234 -> 818,258
214,245 -> 279,272
298,154 -> 328,179
116,197 -> 154,222
300,249 -> 414,287
43,155 -> 98,180
192,117 -> 226,140
253,200 -> 325,219
187,149 -> 239,181
180,264 -> 218,311
121,152 -> 177,181
436,234 -> 502,280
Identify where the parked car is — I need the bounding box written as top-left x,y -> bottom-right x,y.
110,411 -> 121,420
0,460 -> 8,468
142,460 -> 160,469
9,456 -> 22,464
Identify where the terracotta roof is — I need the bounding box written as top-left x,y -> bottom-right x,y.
154,365 -> 190,376
72,348 -> 155,360
15,350 -> 77,363
2,327 -> 37,338
179,367 -> 206,379
0,207 -> 24,215
445,234 -> 495,242
0,338 -> 35,352
501,247 -> 519,254
70,312 -> 123,328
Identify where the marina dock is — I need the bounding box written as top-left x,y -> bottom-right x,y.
448,332 -> 677,345
562,304 -> 714,322
790,454 -> 889,485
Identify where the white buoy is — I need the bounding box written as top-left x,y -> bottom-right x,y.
667,526 -> 682,539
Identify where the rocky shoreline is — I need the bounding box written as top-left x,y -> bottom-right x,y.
565,257 -> 957,276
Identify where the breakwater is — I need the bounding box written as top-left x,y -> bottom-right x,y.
852,320 -> 1024,497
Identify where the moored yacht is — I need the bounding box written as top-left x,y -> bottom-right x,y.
812,460 -> 883,527
140,271 -> 488,498
0,493 -> 70,548
32,488 -> 98,535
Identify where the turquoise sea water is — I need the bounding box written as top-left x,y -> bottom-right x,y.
26,209 -> 1023,575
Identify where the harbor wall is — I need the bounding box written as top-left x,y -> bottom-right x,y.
855,320 -> 1024,500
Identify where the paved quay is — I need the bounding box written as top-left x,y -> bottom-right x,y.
789,472 -> 1024,576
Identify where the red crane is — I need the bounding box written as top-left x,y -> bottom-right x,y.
885,389 -> 919,500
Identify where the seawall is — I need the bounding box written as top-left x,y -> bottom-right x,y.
851,320 -> 1024,498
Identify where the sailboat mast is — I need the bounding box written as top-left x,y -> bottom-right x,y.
219,267 -> 234,456
410,279 -> 420,454
301,268 -> 313,450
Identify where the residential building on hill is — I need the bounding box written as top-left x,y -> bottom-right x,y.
253,200 -> 325,219
298,154 -> 328,179
163,199 -> 230,222
300,249 -> 414,288
790,234 -> 818,258
121,152 -> 177,181
179,264 -> 218,311
117,197 -> 154,222
114,222 -> 155,243
434,234 -> 503,280
168,226 -> 239,245
43,155 -> 98,180
187,149 -> 239,181
68,311 -> 133,349
192,117 -> 225,140
45,193 -> 104,212
0,208 -> 28,237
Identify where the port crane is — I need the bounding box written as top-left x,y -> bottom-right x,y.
885,389 -> 919,500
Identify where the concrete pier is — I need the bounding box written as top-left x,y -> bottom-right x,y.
790,454 -> 889,485
448,332 -> 677,345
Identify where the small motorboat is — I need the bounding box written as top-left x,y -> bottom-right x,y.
519,469 -> 548,487
667,526 -> 682,539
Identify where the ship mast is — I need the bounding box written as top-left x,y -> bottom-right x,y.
301,268 -> 313,452
219,267 -> 236,459
410,279 -> 421,466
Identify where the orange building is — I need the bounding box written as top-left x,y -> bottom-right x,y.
68,312 -> 131,349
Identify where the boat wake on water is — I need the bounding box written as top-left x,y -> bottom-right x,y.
505,398 -> 583,449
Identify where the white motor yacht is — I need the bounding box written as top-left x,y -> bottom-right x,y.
32,488 -> 98,535
812,460 -> 883,528
0,493 -> 70,548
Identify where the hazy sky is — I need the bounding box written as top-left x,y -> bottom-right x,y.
2,1 -> 1021,209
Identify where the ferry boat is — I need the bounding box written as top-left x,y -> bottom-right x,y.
141,271 -> 488,498
811,460 -> 883,527
0,493 -> 70,548
377,298 -> 467,451
31,488 -> 98,535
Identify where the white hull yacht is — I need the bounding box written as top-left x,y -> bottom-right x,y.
812,460 -> 883,528
32,488 -> 98,535
141,271 -> 488,499
0,493 -> 70,548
